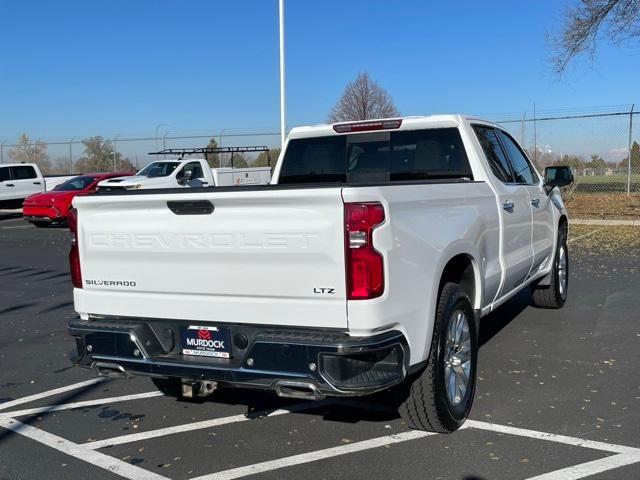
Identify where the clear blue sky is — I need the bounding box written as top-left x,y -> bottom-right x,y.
1,0 -> 638,146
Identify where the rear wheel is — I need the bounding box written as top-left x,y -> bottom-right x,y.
396,282 -> 478,433
531,224 -> 568,309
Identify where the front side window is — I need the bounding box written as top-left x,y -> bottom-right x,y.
138,162 -> 180,177
178,162 -> 204,180
278,128 -> 472,184
10,166 -> 37,180
473,126 -> 513,184
0,167 -> 9,182
496,130 -> 538,185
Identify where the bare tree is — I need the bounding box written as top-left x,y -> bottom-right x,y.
328,72 -> 400,123
551,0 -> 640,74
8,133 -> 51,172
204,138 -> 221,168
75,136 -> 136,173
253,148 -> 281,168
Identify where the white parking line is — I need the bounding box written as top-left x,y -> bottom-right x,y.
84,400 -> 327,450
189,418 -> 640,480
190,430 -> 436,480
0,416 -> 170,480
524,453 -> 640,480
464,420 -> 640,454
0,377 -> 106,412
1,225 -> 31,229
568,230 -> 599,244
4,391 -> 163,418
4,383 -> 640,480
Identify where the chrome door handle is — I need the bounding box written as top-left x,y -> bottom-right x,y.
502,201 -> 514,212
531,198 -> 540,207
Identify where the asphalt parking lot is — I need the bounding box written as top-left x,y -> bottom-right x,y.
0,211 -> 639,480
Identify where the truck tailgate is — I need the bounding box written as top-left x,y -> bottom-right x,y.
73,188 -> 348,329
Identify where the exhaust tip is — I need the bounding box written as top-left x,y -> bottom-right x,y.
275,381 -> 325,401
92,362 -> 132,379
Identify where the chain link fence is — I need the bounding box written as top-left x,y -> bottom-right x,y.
0,130 -> 282,174
2,107 -> 640,219
491,106 -> 640,219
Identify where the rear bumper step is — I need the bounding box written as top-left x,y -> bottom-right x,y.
69,317 -> 409,397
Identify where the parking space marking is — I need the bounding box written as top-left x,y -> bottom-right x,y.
464,420 -> 640,454
0,416 -> 170,480
1,225 -> 31,229
0,377 -> 106,412
3,384 -> 640,480
4,391 -> 163,418
84,400 -> 329,450
524,453 -> 640,480
189,420 -> 640,480
190,430 -> 436,480
568,230 -> 599,244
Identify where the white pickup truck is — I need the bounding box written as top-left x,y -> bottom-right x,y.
98,148 -> 272,191
0,163 -> 74,209
67,115 -> 572,433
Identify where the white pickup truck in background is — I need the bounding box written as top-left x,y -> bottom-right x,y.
98,146 -> 272,191
0,163 -> 75,209
68,115 -> 573,433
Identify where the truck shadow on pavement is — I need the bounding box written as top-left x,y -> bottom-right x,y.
0,212 -> 22,222
0,379 -> 109,443
478,289 -> 530,347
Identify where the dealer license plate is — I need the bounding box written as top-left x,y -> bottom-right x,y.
181,325 -> 231,358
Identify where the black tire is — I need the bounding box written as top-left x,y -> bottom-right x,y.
396,282 -> 478,433
531,224 -> 568,309
151,377 -> 182,398
32,221 -> 50,228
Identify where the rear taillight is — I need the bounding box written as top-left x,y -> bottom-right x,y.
68,208 -> 82,289
345,203 -> 385,300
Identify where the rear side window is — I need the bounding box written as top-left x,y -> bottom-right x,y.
10,165 -> 37,179
277,136 -> 346,183
278,128 -> 472,184
496,130 -> 539,185
0,167 -> 9,182
473,126 -> 513,184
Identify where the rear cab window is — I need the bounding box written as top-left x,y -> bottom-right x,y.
9,165 -> 37,180
278,128 -> 473,184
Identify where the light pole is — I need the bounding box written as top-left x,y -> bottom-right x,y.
113,134 -> 120,171
155,123 -> 168,151
279,0 -> 286,148
69,137 -> 76,173
1,140 -> 6,163
163,131 -> 170,159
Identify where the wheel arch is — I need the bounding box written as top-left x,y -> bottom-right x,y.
436,252 -> 482,311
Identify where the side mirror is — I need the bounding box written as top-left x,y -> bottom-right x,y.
544,166 -> 574,194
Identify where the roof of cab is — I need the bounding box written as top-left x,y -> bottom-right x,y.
0,163 -> 39,168
287,114 -> 500,140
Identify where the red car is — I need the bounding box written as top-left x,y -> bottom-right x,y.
23,172 -> 133,227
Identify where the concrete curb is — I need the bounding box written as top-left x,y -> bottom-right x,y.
570,219 -> 640,226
